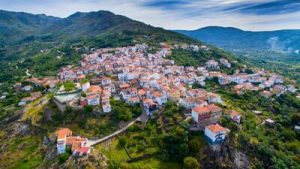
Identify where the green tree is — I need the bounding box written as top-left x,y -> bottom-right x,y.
58,153 -> 70,164
64,81 -> 75,91
84,105 -> 93,113
183,156 -> 200,169
188,138 -> 201,156
118,136 -> 128,147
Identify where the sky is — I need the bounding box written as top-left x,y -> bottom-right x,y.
0,0 -> 300,31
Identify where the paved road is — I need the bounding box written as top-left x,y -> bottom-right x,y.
86,103 -> 149,147
26,69 -> 31,76
86,119 -> 137,147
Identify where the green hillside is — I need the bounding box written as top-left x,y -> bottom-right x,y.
176,26 -> 300,82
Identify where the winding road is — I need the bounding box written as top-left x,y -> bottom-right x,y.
86,108 -> 148,147
86,119 -> 137,147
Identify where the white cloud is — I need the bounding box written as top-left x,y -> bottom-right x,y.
0,0 -> 299,31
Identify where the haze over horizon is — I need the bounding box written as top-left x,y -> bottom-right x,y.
0,0 -> 300,31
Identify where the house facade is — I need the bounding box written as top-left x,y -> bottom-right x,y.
205,124 -> 226,144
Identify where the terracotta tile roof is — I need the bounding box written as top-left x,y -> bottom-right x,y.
120,83 -> 130,89
57,128 -> 72,140
207,104 -> 222,113
128,96 -> 140,102
152,91 -> 163,97
138,89 -> 146,95
71,141 -> 82,151
193,106 -> 210,114
86,93 -> 100,100
143,98 -> 156,105
206,124 -> 226,133
77,74 -> 86,79
74,147 -> 90,153
229,110 -> 240,117
87,85 -> 102,93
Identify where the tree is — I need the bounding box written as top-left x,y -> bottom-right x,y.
84,105 -> 93,113
188,138 -> 201,156
118,136 -> 128,147
158,126 -> 189,160
58,153 -> 70,164
183,156 -> 200,169
64,80 -> 75,91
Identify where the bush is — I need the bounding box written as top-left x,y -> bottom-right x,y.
58,153 -> 70,164
183,156 -> 200,169
84,105 -> 93,113
64,81 -> 75,91
118,136 -> 128,147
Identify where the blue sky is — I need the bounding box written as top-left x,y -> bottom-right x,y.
0,0 -> 300,31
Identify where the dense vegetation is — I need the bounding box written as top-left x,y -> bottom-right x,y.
203,79 -> 300,169
176,26 -> 300,82
97,100 -> 206,169
111,99 -> 142,122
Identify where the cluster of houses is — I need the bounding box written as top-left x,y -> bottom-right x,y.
213,68 -> 296,96
54,42 -> 298,145
26,77 -> 58,89
56,128 -> 91,156
18,92 -> 42,106
79,78 -> 112,113
56,43 -> 224,116
55,43 -> 236,144
15,77 -> 59,106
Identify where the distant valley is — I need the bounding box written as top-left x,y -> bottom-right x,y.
176,26 -> 300,82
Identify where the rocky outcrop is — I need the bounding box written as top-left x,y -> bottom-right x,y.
200,140 -> 250,169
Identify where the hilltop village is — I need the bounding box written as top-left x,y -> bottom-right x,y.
17,43 -> 298,157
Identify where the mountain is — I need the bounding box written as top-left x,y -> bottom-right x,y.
0,10 -> 195,46
0,10 -> 208,82
175,26 -> 300,81
41,11 -> 150,40
176,26 -> 300,53
0,10 -> 60,45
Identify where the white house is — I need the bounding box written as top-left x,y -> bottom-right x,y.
152,91 -> 168,105
287,85 -> 296,93
86,94 -> 100,105
102,77 -> 112,85
207,93 -> 223,104
102,102 -> 111,113
206,60 -> 219,70
229,110 -> 241,124
81,81 -> 90,92
56,128 -> 72,154
57,140 -> 66,154
143,98 -> 157,115
205,124 -> 226,144
218,76 -> 231,85
219,58 -> 231,68
191,105 -> 210,123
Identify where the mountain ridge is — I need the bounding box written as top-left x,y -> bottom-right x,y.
175,26 -> 300,52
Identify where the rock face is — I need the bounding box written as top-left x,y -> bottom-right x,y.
44,150 -> 109,169
233,151 -> 250,169
43,136 -> 50,145
200,141 -> 250,169
43,108 -> 52,122
64,150 -> 108,169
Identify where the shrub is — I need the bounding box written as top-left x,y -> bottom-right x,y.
58,153 -> 70,164
183,156 -> 200,169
